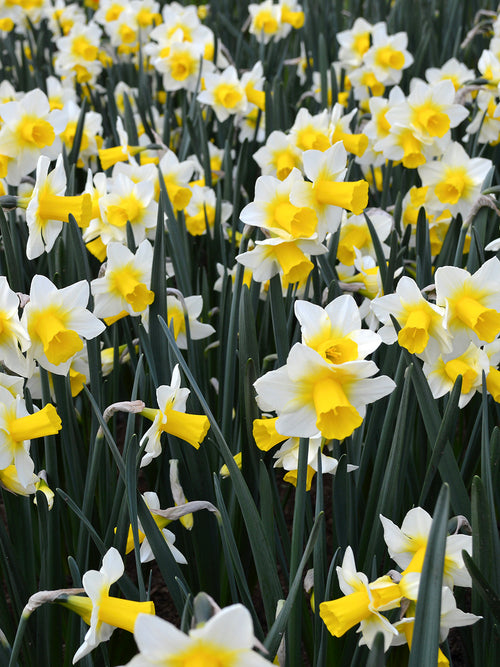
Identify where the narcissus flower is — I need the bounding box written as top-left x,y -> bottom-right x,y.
273,434 -> 355,490
54,21 -> 103,85
197,66 -> 249,122
337,17 -> 373,67
165,293 -> 215,349
236,236 -> 326,286
124,491 -> 187,564
290,108 -> 331,152
184,184 -> 233,236
329,104 -> 369,157
157,149 -> 196,210
385,79 -> 468,143
337,208 -> 392,266
0,388 -> 61,487
99,173 -> 158,246
64,547 -> 155,663
363,23 -> 413,86
140,365 -> 210,466
391,586 -> 481,665
119,603 -> 271,666
418,142 -> 492,219
239,168 -> 318,241
319,546 -> 401,650
25,154 -> 92,259
290,142 -> 369,239
434,258 -> 500,345
22,275 -> 106,376
294,295 -> 382,363
253,130 -> 303,181
254,343 -> 395,441
0,276 -> 30,376
91,240 -> 155,321
248,0 -> 282,44
380,507 -> 473,587
371,276 -> 452,359
0,88 -> 65,185
422,341 -> 490,408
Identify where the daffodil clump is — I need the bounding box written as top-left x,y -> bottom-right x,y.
0,2 -> 499,666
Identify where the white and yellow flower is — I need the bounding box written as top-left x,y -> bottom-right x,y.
66,547 -> 155,663
363,22 -> 413,86
91,240 -> 154,322
290,142 -> 369,239
121,602 -> 271,666
0,388 -> 61,487
418,141 -> 492,219
99,173 -> 158,246
54,21 -> 103,85
184,184 -> 233,236
337,17 -> 373,68
371,276 -> 452,359
254,342 -> 395,441
0,88 -> 65,186
165,293 -> 215,349
124,491 -> 187,565
140,364 -> 210,466
22,275 -> 106,376
26,155 -> 92,259
295,295 -> 382,363
197,66 -> 249,123
434,258 -> 500,345
253,130 -> 303,181
422,340 -> 490,408
0,276 -> 30,376
319,546 -> 401,651
380,507 -> 473,587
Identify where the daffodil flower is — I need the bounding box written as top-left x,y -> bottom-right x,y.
337,17 -> 374,67
363,22 -> 413,86
22,275 -> 106,376
91,240 -> 155,321
0,88 -> 66,185
248,0 -> 282,44
329,104 -> 369,157
295,295 -> 382,363
320,546 -> 401,651
290,141 -> 368,238
0,276 -> 30,376
371,276 -> 452,359
124,491 -> 187,564
337,208 -> 392,267
198,65 -> 249,122
64,547 -> 155,663
119,603 -> 271,666
253,130 -> 303,181
254,343 -> 395,441
54,21 -> 103,85
236,236 -> 326,286
379,507 -> 472,588
434,257 -> 500,345
423,340 -> 490,408
418,141 -> 492,219
140,365 -> 210,467
290,142 -> 369,239
165,293 -> 215,349
0,387 -> 61,487
391,586 -> 481,665
25,154 -> 92,259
